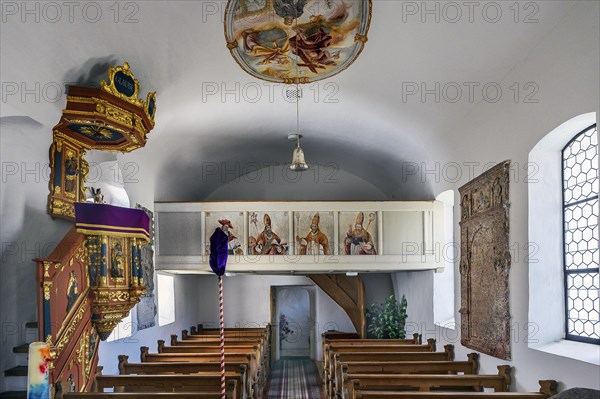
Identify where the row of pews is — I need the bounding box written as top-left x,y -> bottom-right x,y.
322,332 -> 559,399
57,325 -> 271,399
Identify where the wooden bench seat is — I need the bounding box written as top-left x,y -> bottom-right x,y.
60,381 -> 237,399
184,329 -> 267,339
168,337 -> 267,361
192,325 -> 269,335
324,339 -> 436,386
352,380 -> 558,399
324,343 -> 450,396
344,366 -> 512,399
119,355 -> 252,399
94,374 -> 241,396
61,394 -> 234,399
140,348 -> 262,397
322,335 -> 423,373
159,343 -> 258,354
333,354 -> 479,399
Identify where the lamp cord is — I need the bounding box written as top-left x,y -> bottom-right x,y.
295,16 -> 300,148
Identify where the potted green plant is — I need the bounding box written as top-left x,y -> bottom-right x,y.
366,294 -> 407,339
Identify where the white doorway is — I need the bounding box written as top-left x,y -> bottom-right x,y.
272,286 -> 316,360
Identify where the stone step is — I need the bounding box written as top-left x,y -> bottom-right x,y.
3,366 -> 27,377
12,344 -> 29,354
0,391 -> 26,399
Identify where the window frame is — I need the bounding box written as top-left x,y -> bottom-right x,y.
561,123 -> 599,345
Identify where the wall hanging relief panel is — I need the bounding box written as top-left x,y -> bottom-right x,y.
459,160 -> 511,360
224,0 -> 372,83
136,204 -> 157,331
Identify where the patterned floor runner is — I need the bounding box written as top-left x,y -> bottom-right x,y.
266,357 -> 324,399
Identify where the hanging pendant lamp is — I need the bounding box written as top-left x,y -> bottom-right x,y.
289,17 -> 308,172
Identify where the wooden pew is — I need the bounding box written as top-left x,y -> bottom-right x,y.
94,374 -> 241,396
322,332 -> 362,368
119,355 -> 251,399
166,336 -> 268,391
61,394 -> 234,399
140,347 -> 260,397
324,339 -> 437,395
184,329 -> 267,339
159,341 -> 258,354
352,380 -> 558,399
334,354 -> 479,399
169,336 -> 267,361
326,345 -> 455,398
345,366 -> 512,399
322,334 -> 423,375
176,332 -> 268,362
192,325 -> 269,335
59,380 -> 237,399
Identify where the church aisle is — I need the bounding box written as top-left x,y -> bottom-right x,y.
266,357 -> 324,399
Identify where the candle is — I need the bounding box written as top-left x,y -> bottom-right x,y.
27,342 -> 50,399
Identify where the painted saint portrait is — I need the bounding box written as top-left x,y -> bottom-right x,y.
205,212 -> 244,255
66,270 -> 79,313
294,211 -> 333,255
248,211 -> 289,255
110,242 -> 124,278
339,211 -> 377,255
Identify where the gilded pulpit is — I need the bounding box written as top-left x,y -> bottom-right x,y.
35,203 -> 150,394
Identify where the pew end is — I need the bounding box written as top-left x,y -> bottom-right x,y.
182,329 -> 189,339
444,344 -> 455,361
92,366 -> 103,392
118,355 -> 128,375
226,379 -> 237,399
190,326 -> 197,334
467,353 -> 480,374
140,347 -> 149,362
539,380 -> 558,397
171,334 -> 178,346
413,333 -> 422,345
426,338 -> 436,352
158,340 -> 165,353
497,365 -> 512,392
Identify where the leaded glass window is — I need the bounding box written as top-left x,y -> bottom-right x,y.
562,124 -> 599,344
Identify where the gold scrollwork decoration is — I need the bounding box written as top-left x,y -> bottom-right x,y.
55,297 -> 88,355
145,92 -> 157,122
43,281 -> 53,300
100,62 -> 144,108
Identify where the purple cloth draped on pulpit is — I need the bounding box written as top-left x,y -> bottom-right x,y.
74,203 -> 150,241
209,228 -> 229,276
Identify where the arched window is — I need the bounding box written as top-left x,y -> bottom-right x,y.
562,124 -> 598,344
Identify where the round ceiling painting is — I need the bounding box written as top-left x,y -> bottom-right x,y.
225,0 -> 372,84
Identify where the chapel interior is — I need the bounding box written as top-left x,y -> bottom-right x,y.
0,1 -> 599,399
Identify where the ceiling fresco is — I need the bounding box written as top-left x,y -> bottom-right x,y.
224,0 -> 371,83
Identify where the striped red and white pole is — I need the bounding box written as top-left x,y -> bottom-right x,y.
219,274 -> 226,399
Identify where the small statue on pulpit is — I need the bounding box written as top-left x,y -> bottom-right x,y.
89,187 -> 105,204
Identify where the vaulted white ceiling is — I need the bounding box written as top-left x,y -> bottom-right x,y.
0,1 -> 581,199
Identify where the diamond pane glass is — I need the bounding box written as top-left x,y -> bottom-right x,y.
563,125 -> 599,344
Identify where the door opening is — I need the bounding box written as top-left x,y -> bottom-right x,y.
271,286 -> 315,361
